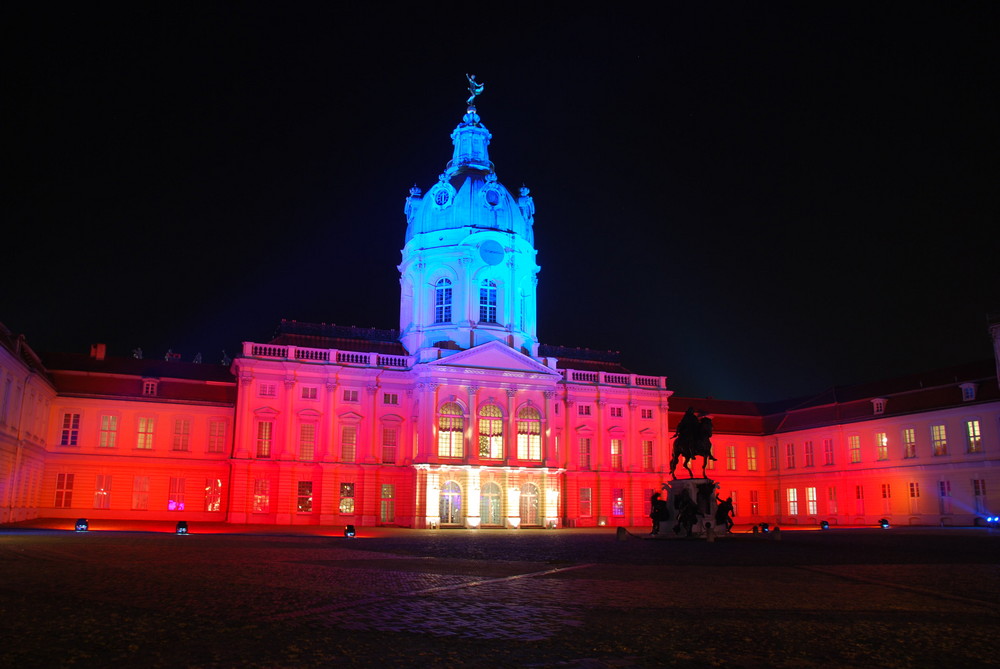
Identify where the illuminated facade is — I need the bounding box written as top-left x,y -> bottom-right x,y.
2,99 -> 999,530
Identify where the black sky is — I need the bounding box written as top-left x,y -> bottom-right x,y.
5,3 -> 999,402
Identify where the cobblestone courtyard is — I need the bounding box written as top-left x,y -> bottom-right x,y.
1,523 -> 997,667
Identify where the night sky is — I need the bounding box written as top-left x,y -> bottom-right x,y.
6,3 -> 999,402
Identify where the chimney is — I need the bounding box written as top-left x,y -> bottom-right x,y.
90,343 -> 106,361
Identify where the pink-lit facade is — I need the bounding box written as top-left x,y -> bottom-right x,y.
2,100 -> 999,530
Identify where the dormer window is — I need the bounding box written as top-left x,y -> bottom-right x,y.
871,398 -> 887,415
959,383 -> 978,402
142,379 -> 159,397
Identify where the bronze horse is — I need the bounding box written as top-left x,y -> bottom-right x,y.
669,408 -> 715,478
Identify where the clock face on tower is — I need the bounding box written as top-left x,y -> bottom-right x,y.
479,240 -> 505,266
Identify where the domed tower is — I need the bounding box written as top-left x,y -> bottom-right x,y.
399,78 -> 540,359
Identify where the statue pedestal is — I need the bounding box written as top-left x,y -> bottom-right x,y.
659,478 -> 724,538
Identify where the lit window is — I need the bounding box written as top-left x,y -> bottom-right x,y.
136,417 -> 154,450
966,420 -> 982,453
256,421 -> 273,458
132,476 -> 149,510
437,402 -> 464,458
787,488 -> 798,515
299,423 -> 316,461
92,475 -> 111,509
806,487 -> 817,515
579,438 -> 591,469
297,481 -> 313,513
478,404 -> 504,459
172,419 -> 191,451
610,439 -> 623,471
380,484 -> 396,523
208,420 -> 227,453
55,473 -> 74,508
516,406 -> 541,460
803,441 -> 814,467
341,424 -> 357,462
726,445 -> 736,470
479,280 -> 498,323
252,479 -> 269,513
381,426 -> 398,464
168,477 -> 186,511
339,482 -> 355,514
642,440 -> 654,472
99,415 -> 118,448
746,445 -> 758,471
931,424 -> 947,456
580,488 -> 593,517
60,413 -> 80,446
435,278 -> 452,323
749,490 -> 759,516
875,432 -> 888,460
611,488 -> 625,516
848,435 -> 861,463
903,428 -> 916,458
959,383 -> 978,402
205,478 -> 222,512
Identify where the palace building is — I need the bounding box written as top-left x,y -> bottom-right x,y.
2,94 -> 998,530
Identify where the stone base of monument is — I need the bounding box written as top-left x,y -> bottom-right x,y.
651,477 -> 726,539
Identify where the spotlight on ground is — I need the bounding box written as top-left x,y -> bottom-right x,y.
878,518 -> 890,529
820,520 -> 830,530
75,518 -> 89,532
175,521 -> 188,535
344,524 -> 356,538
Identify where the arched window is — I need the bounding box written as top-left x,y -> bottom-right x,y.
440,481 -> 462,524
517,406 -> 541,460
520,482 -> 540,526
434,278 -> 452,324
478,404 -> 504,459
479,280 -> 498,323
480,481 -> 503,526
438,402 -> 464,458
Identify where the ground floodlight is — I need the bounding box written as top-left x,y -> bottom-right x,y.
75,518 -> 89,532
344,524 -> 356,538
175,521 -> 188,535
759,522 -> 769,534
820,520 -> 830,530
878,518 -> 890,529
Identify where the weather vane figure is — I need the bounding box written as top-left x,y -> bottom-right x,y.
466,73 -> 485,106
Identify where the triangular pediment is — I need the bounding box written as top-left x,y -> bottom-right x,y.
427,340 -> 560,377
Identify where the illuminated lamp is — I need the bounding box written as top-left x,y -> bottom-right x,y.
75,518 -> 89,532
344,524 -> 356,538
820,520 -> 830,530
175,521 -> 188,535
878,518 -> 890,529
759,522 -> 769,534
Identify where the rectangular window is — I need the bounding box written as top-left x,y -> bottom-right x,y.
55,473 -> 74,508
578,404 -> 591,416
301,386 -> 317,400
611,488 -> 625,516
208,420 -> 227,453
803,441 -> 814,467
94,474 -> 111,509
342,389 -> 358,403
297,481 -> 313,513
939,480 -> 952,514
172,419 -> 191,451
341,425 -> 357,462
642,440 -> 653,472
137,417 -> 154,450
99,415 -> 118,448
610,439 -> 623,471
726,445 -> 737,470
785,443 -> 796,469
746,445 -> 758,471
966,420 -> 982,453
823,438 -> 835,465
299,423 -> 316,461
132,476 -> 149,510
258,382 -> 276,398
881,483 -> 891,514
973,479 -> 986,514
205,478 -> 222,512
749,489 -> 759,516
580,487 -> 592,517
640,408 -> 654,420
787,488 -> 799,515
848,435 -> 861,463
252,479 -> 269,513
931,424 -> 947,456
339,482 -> 355,514
142,380 -> 158,396
382,427 -> 398,464
383,393 -> 399,406
60,413 -> 80,446
380,484 -> 396,523
610,406 -> 623,418
827,486 -> 838,515
256,421 -> 273,458
168,477 -> 186,511
875,432 -> 889,461
908,482 -> 920,514
768,444 -> 778,470
855,485 -> 865,515
903,428 -> 917,458
806,487 -> 817,515
579,438 -> 591,469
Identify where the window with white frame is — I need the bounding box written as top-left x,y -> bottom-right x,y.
142,379 -> 158,396
640,408 -> 653,420
93,475 -> 111,509
168,477 -> 186,511
136,417 -> 154,450
60,412 -> 80,446
908,481 -> 920,513
435,278 -> 452,323
931,424 -> 947,456
383,393 -> 399,406
341,424 -> 358,462
55,473 -> 74,508
966,420 -> 982,453
580,487 -> 592,517
726,444 -> 737,471
297,481 -> 313,513
479,280 -> 498,323
205,478 -> 222,512
437,402 -> 464,458
299,423 -> 316,461
339,482 -> 355,514
827,486 -> 838,515
516,406 -> 541,460
342,389 -> 359,403
881,483 -> 891,514
806,487 -> 817,515
875,432 -> 888,460
855,485 -> 865,515
380,484 -> 396,523
578,404 -> 591,416
823,438 -> 835,465
579,438 -> 591,469
478,404 -> 504,459
785,443 -> 796,469
381,426 -> 398,464
252,479 -> 269,513
939,480 -> 952,514
787,488 -> 798,515
768,444 -> 778,470
132,476 -> 149,510
848,435 -> 861,463
208,420 -> 227,453
172,419 -> 191,451
803,441 -> 814,467
611,488 -> 625,516
301,386 -> 317,400
903,428 -> 916,458
746,445 -> 758,471
99,415 -> 118,448
749,489 -> 759,516
610,439 -> 623,471
642,440 -> 653,472
610,406 -> 623,418
973,479 -> 986,514
258,382 -> 276,398
256,420 -> 273,458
